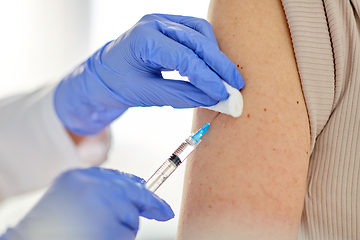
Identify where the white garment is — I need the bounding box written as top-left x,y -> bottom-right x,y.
0,85 -> 110,200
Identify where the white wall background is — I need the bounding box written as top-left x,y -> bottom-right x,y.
0,0 -> 211,239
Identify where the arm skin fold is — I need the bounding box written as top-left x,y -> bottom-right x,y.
176,0 -> 310,239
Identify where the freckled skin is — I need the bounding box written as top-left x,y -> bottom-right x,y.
177,0 -> 310,239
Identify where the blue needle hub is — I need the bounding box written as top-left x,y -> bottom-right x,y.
191,123 -> 210,143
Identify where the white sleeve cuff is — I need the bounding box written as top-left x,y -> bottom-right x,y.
0,84 -> 111,199
42,85 -> 111,167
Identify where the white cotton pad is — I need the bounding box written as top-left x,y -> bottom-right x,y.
204,81 -> 243,118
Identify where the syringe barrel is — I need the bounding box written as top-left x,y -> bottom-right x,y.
145,138 -> 197,192
145,159 -> 177,192
174,138 -> 197,161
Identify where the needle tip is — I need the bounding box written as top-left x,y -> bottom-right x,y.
209,112 -> 220,124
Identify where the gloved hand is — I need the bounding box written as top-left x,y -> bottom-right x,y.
0,167 -> 174,240
54,14 -> 244,135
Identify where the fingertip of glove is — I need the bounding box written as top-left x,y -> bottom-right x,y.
140,204 -> 175,221
161,211 -> 175,221
237,71 -> 245,90
100,168 -> 146,184
204,79 -> 229,102
218,87 -> 230,101
123,173 -> 146,185
160,201 -> 175,220
227,70 -> 245,91
143,193 -> 175,221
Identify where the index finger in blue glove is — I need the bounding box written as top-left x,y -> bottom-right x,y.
89,167 -> 147,185
130,18 -> 244,98
93,56 -> 219,107
148,15 -> 245,90
68,168 -> 174,233
63,167 -> 174,223
130,29 -> 229,101
87,168 -> 174,221
151,14 -> 218,44
109,174 -> 174,221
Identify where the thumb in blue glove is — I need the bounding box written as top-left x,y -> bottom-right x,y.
55,14 -> 244,135
0,167 -> 174,240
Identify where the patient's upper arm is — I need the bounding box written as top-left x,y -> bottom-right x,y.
176,0 -> 310,239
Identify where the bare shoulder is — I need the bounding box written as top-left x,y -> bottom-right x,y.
176,0 -> 310,239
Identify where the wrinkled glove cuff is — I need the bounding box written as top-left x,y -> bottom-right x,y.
0,227 -> 24,240
54,46 -> 128,135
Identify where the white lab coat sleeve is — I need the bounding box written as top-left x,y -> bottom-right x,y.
0,85 -> 111,200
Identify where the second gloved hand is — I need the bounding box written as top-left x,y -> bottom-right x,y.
55,14 -> 244,135
0,167 -> 174,240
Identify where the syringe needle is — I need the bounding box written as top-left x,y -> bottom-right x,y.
145,112 -> 220,193
209,112 -> 220,124
146,120 -> 211,192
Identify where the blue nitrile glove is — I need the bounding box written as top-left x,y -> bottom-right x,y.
54,14 -> 244,135
0,167 -> 174,240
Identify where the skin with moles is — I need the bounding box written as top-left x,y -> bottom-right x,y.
176,0 -> 310,239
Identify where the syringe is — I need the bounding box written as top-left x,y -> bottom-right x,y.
145,113 -> 220,192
